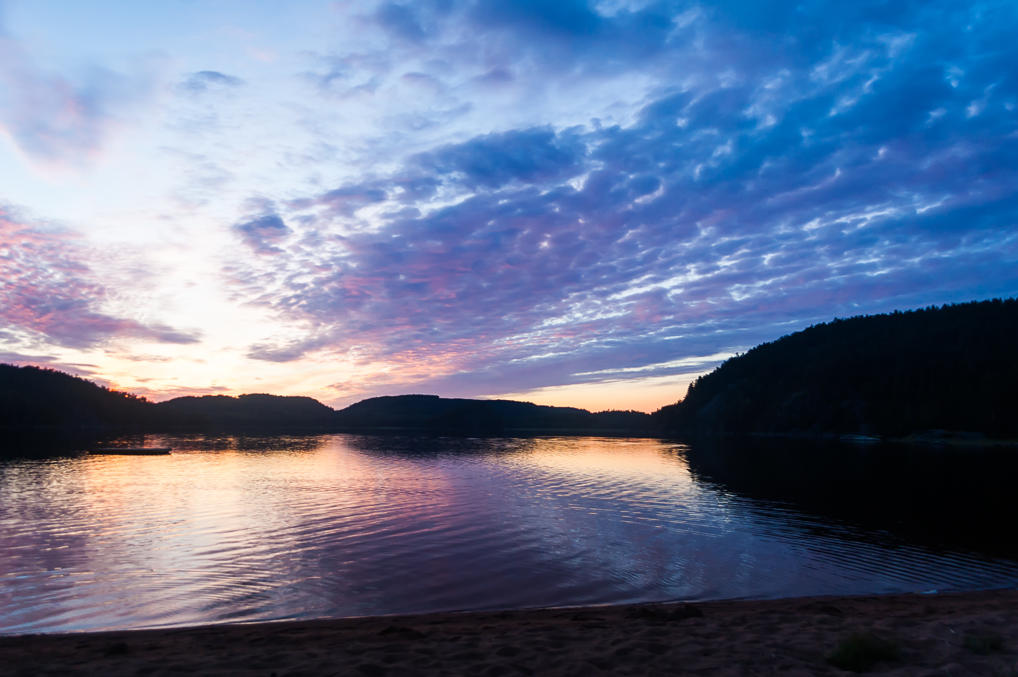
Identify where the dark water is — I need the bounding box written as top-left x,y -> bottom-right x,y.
1,434 -> 1016,635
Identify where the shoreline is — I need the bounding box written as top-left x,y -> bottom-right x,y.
4,589 -> 1017,675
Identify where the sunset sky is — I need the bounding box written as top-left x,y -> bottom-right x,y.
1,0 -> 1016,412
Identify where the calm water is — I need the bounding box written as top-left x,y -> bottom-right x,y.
2,434 -> 1017,634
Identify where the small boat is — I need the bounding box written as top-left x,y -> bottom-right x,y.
89,447 -> 172,455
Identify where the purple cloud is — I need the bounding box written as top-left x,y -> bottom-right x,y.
0,206 -> 200,349
233,213 -> 292,255
220,0 -> 1018,402
314,185 -> 389,216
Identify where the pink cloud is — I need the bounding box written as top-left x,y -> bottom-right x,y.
0,206 -> 199,349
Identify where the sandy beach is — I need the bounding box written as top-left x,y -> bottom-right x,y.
2,589 -> 1017,675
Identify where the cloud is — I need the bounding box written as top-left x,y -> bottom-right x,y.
245,335 -> 329,363
297,0 -> 692,150
220,0 -> 1018,403
233,213 -> 292,255
0,206 -> 201,349
368,0 -> 677,74
180,70 -> 245,93
0,351 -> 60,366
0,352 -> 109,382
0,30 -> 149,165
413,127 -> 586,190
4,1 -> 1007,407
375,3 -> 427,43
469,0 -> 603,38
313,185 -> 389,216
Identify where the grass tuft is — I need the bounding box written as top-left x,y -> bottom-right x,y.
826,631 -> 900,672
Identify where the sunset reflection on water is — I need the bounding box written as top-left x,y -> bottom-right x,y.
2,435 -> 1017,635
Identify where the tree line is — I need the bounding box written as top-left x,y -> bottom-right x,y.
653,298 -> 1018,439
0,365 -> 650,434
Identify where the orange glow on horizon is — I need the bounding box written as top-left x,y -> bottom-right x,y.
486,372 -> 700,413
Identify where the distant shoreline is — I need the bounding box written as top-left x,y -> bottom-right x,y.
3,589 -> 1017,675
5,425 -> 1018,461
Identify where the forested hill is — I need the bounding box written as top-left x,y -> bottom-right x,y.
0,364 -> 153,429
154,394 -> 337,429
333,394 -> 650,433
0,365 -> 336,431
653,299 -> 1018,439
0,365 -> 651,434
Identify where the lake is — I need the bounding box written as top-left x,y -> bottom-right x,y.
2,434 -> 1016,634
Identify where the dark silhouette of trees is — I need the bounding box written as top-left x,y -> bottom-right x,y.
7,298 -> 1015,440
0,364 -> 153,429
0,368 -> 652,435
653,298 -> 1018,439
332,394 -> 651,434
0,366 -> 338,432
155,394 -> 336,430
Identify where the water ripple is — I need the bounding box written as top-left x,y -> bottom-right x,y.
2,434 -> 1018,634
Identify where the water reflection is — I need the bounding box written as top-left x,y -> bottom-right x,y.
683,437 -> 1018,558
1,434 -> 1017,635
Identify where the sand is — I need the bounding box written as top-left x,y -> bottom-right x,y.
2,589 -> 1017,675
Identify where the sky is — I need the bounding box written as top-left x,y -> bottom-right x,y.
1,0 -> 1016,413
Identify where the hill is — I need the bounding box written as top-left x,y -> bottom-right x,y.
155,394 -> 337,430
333,394 -> 650,434
0,366 -> 651,435
653,298 -> 1018,439
0,364 -> 153,429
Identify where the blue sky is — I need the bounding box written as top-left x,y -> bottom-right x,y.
1,0 -> 1016,411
